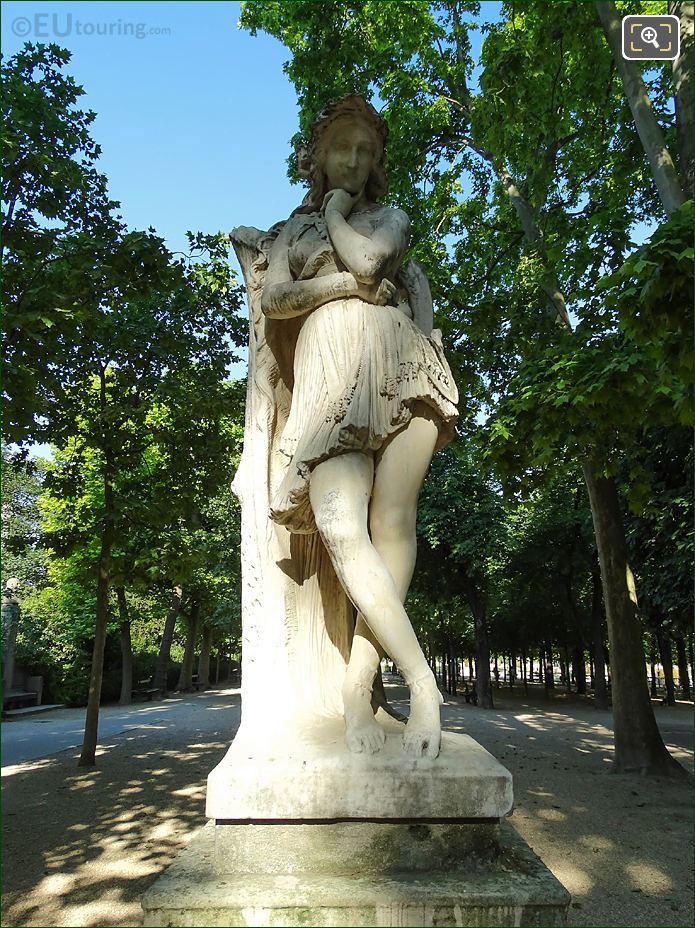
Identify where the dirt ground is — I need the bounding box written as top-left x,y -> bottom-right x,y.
1,684 -> 692,927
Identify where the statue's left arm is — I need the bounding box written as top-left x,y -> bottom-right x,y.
325,205 -> 411,285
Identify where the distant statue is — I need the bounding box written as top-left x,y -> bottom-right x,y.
2,578 -> 21,699
231,95 -> 458,759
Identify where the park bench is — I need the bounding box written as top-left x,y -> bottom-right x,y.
3,668 -> 44,713
3,689 -> 39,710
132,684 -> 161,701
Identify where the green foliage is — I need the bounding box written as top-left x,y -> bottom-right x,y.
15,551 -> 99,703
624,427 -> 693,628
417,441 -> 507,591
2,43 -> 120,440
488,202 -> 693,490
238,0 -> 681,446
490,474 -> 594,652
3,43 -> 248,707
1,448 -> 48,589
600,200 -> 693,392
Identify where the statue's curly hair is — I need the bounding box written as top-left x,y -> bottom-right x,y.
292,94 -> 389,215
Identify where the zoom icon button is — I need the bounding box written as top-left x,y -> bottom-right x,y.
622,15 -> 680,60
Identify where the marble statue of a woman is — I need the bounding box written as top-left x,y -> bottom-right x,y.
230,94 -> 458,761
146,97 -> 562,925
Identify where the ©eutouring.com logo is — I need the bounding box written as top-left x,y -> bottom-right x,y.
11,13 -> 171,40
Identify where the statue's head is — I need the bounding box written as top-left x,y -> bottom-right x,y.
294,94 -> 388,214
3,577 -> 20,601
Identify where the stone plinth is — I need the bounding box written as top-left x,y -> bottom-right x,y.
142,723 -> 570,926
142,821 -> 570,927
212,820 -> 500,876
207,716 -> 513,821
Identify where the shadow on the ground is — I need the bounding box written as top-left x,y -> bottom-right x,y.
1,692 -> 241,928
2,686 -> 692,928
436,686 -> 693,928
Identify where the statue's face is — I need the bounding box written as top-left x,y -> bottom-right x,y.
322,119 -> 376,195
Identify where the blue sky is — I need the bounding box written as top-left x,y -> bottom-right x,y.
2,1 -> 303,253
1,1 -> 508,254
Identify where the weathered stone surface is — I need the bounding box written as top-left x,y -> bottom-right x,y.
213,820 -> 500,876
206,720 -> 513,822
142,821 -> 570,927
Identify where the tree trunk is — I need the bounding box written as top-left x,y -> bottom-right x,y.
675,636 -> 691,699
198,623 -> 213,689
546,643 -> 555,688
650,641 -> 658,699
573,646 -> 587,695
176,597 -> 201,691
582,462 -> 685,775
463,579 -> 494,708
562,647 -> 571,693
591,559 -> 609,709
596,1 -> 687,214
446,638 -> 455,696
78,449 -> 115,767
655,621 -> 677,706
669,0 -> 694,193
153,585 -> 183,692
522,648 -> 528,695
116,586 -> 132,706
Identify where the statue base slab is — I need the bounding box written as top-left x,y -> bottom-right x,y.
211,819 -> 500,876
141,820 -> 570,927
143,726 -> 569,925
206,715 -> 513,821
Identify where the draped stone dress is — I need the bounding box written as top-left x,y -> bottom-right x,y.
269,208 -> 459,534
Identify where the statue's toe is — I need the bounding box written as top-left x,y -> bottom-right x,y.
346,719 -> 385,755
402,728 -> 441,759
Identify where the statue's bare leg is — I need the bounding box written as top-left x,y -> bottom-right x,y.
309,452 -> 386,754
309,411 -> 442,758
368,411 -> 442,757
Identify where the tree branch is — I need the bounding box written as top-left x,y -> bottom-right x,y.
595,0 -> 686,214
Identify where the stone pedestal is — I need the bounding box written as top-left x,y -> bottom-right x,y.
207,717 -> 513,821
142,820 -> 569,927
142,717 -> 570,927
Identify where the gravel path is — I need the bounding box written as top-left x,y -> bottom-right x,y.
1,685 -> 691,927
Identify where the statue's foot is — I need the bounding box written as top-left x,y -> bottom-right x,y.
343,678 -> 386,755
403,671 -> 443,759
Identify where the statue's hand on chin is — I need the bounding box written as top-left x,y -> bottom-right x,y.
322,188 -> 358,218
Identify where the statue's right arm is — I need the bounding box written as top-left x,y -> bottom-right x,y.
260,220 -> 359,319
